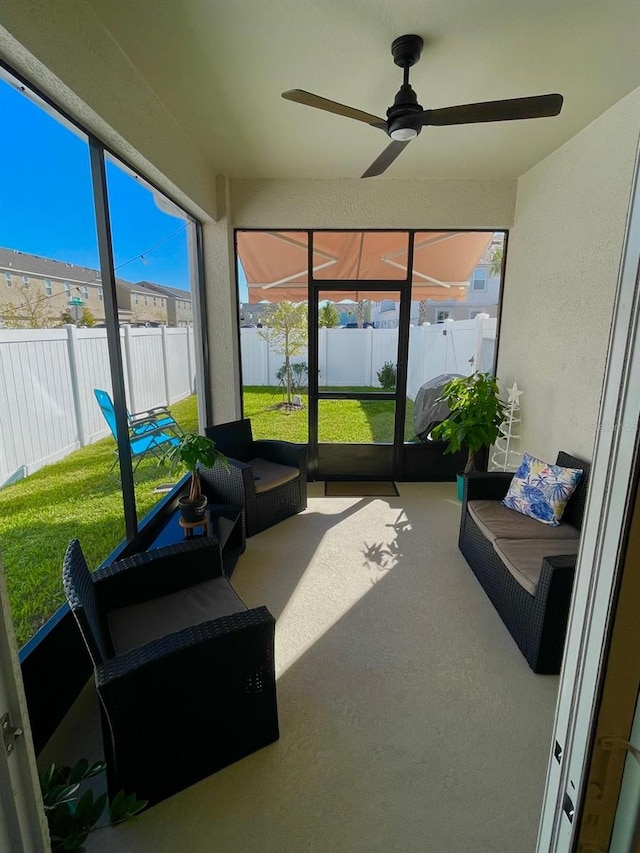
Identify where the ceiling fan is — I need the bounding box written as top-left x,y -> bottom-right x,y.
282,34 -> 563,178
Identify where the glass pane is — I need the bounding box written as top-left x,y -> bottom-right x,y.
318,400 -> 395,443
0,73 -> 126,646
312,231 -> 409,280
318,290 -> 398,391
105,155 -> 199,525
237,231 -> 309,443
405,232 -> 505,444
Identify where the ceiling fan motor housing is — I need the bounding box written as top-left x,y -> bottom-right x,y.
386,84 -> 424,138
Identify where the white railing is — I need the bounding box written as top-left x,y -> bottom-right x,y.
241,316 -> 497,399
0,325 -> 195,486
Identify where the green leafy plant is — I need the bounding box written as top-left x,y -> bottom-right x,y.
259,301 -> 308,405
431,372 -> 507,474
318,301 -> 340,328
162,432 -> 228,505
276,361 -> 308,397
40,759 -> 147,852
377,361 -> 397,390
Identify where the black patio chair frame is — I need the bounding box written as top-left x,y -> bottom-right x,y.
203,418 -> 307,537
62,537 -> 278,807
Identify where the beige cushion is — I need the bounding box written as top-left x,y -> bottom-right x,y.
492,538 -> 580,596
108,577 -> 247,656
468,500 -> 580,543
249,457 -> 299,494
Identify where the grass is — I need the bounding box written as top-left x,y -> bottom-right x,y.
0,395 -> 199,647
1,388 -> 415,647
244,386 -> 417,443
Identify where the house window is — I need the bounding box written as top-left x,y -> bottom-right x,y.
134,293 -> 139,304
22,274 -> 29,284
144,295 -> 148,305
82,285 -> 89,298
45,278 -> 52,295
64,282 -> 70,295
436,310 -> 451,323
98,287 -> 103,301
472,268 -> 487,291
153,297 -> 157,306
5,272 -> 12,287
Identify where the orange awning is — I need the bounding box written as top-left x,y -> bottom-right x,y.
237,230 -> 493,303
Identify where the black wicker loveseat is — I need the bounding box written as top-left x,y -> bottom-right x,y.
459,451 -> 590,674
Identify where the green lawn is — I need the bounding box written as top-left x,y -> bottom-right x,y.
1,388 -> 415,647
244,386 -> 416,443
0,395 -> 199,646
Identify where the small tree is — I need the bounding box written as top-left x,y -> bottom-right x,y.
0,282 -> 54,328
259,301 -> 308,405
319,301 -> 340,328
489,245 -> 503,277
80,307 -> 96,327
59,307 -> 97,327
377,361 -> 397,390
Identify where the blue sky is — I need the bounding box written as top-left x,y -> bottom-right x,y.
0,78 -> 226,294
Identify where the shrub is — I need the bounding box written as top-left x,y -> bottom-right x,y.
377,361 -> 397,390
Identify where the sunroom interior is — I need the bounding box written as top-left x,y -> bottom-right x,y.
1,0 -> 640,851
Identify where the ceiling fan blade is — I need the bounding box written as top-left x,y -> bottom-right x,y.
421,94 -> 563,126
361,140 -> 411,179
282,90 -> 386,128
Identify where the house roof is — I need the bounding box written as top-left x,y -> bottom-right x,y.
0,247 -> 191,301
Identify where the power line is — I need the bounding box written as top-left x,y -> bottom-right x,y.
1,222 -> 190,315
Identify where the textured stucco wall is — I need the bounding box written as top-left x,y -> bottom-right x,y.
0,1 -> 217,221
230,178 -> 516,230
497,87 -> 640,464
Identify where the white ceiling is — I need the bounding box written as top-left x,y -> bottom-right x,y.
85,0 -> 640,181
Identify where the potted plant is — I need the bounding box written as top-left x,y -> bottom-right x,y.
162,432 -> 228,522
431,372 -> 507,500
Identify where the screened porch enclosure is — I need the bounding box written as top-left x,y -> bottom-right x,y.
236,229 -> 504,480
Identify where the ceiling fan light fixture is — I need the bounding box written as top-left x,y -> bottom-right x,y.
390,126 -> 418,141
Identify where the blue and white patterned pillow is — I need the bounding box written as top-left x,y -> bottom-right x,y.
502,452 -> 583,526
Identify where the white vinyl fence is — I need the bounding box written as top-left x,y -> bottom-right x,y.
241,315 -> 497,399
0,325 -> 195,486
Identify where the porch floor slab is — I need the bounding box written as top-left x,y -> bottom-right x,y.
40,482 -> 558,853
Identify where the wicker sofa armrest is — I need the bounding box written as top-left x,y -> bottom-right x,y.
463,471 -> 514,503
94,538 -> 223,611
253,440 -> 308,470
530,554 -> 578,673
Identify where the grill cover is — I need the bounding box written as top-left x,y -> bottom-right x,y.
413,374 -> 464,441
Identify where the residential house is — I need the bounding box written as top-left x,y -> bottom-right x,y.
0,247 -> 192,326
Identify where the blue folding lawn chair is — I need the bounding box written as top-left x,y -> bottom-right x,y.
94,389 -> 181,471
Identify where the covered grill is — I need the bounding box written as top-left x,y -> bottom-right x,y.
412,374 -> 463,442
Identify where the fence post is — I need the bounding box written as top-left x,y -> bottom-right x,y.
186,327 -> 195,393
65,324 -> 87,447
474,313 -> 490,372
366,326 -> 374,387
160,326 -> 171,404
122,324 -> 137,413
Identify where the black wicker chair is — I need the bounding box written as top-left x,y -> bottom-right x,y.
203,418 -> 307,537
458,451 -> 590,674
62,537 -> 278,807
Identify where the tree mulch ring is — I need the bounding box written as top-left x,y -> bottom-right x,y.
267,402 -> 305,412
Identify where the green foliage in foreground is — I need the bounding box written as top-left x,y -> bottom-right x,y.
40,758 -> 146,852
